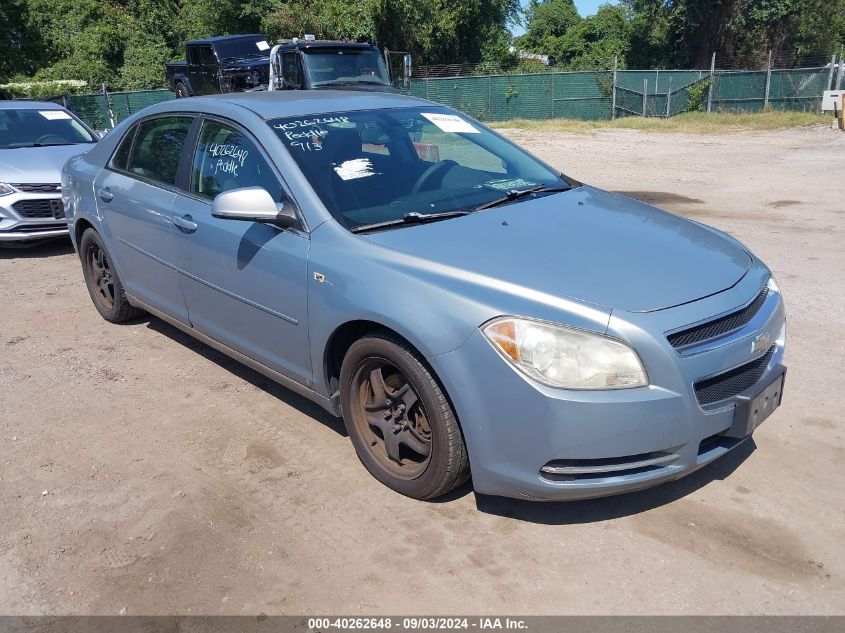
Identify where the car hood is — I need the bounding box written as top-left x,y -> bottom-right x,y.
0,144 -> 95,183
364,186 -> 752,313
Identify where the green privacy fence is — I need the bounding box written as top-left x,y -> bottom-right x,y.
59,65 -> 832,129
58,89 -> 174,129
408,66 -> 832,121
709,67 -> 832,112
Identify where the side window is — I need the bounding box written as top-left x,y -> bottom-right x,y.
111,126 -> 137,171
190,120 -> 282,200
126,117 -> 192,186
199,46 -> 216,66
282,53 -> 301,89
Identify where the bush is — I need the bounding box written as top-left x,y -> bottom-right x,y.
0,79 -> 89,99
685,78 -> 711,113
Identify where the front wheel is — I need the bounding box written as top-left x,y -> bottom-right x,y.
340,332 -> 469,499
175,82 -> 190,98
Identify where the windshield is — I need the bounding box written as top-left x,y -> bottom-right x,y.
0,108 -> 96,150
303,48 -> 390,87
269,107 -> 570,231
214,37 -> 270,60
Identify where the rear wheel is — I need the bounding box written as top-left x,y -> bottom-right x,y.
80,228 -> 143,323
340,332 -> 469,499
175,82 -> 190,98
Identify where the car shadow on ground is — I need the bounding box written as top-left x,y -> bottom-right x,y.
473,439 -> 755,523
0,238 -> 74,258
130,313 -> 755,520
143,316 -> 348,438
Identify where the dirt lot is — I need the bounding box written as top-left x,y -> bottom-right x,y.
1,125 -> 843,615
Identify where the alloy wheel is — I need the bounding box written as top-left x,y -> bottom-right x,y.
351,359 -> 433,480
87,242 -> 115,310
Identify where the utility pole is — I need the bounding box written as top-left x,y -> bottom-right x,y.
611,55 -> 618,120
707,52 -> 716,113
828,54 -> 837,91
763,50 -> 773,110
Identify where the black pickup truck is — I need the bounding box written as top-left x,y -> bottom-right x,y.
166,34 -> 405,97
165,34 -> 272,97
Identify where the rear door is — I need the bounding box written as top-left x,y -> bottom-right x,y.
170,117 -> 312,383
93,115 -> 193,323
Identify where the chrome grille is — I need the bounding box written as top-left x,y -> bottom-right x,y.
11,183 -> 61,193
694,346 -> 775,406
668,286 -> 768,350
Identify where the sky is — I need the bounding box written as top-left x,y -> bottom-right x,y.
512,0 -> 610,36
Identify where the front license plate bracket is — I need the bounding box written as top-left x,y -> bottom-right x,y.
725,364 -> 786,438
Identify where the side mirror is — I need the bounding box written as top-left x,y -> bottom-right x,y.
211,186 -> 298,230
403,53 -> 412,88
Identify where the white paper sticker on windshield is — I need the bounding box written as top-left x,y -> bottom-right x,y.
333,158 -> 379,181
421,113 -> 479,134
39,110 -> 72,120
256,40 -> 270,51
480,178 -> 537,191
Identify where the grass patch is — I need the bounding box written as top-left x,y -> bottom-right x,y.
489,110 -> 831,134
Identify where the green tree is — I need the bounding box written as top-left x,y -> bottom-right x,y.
553,4 -> 631,68
521,0 -> 581,56
521,0 -> 629,69
0,0 -> 40,83
26,0 -> 132,87
623,0 -> 845,68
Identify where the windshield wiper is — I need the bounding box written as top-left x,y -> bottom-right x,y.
474,184 -> 573,211
350,210 -> 471,234
6,142 -> 79,148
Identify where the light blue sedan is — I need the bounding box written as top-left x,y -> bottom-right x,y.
63,91 -> 786,500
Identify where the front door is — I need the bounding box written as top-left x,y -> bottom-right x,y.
171,118 -> 312,384
94,115 -> 193,323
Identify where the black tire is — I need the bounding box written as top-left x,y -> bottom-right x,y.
340,332 -> 469,499
175,82 -> 190,98
80,228 -> 144,323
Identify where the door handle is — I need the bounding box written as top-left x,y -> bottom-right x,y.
97,188 -> 113,202
173,214 -> 198,233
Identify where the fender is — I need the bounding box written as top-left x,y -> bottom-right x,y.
173,73 -> 194,96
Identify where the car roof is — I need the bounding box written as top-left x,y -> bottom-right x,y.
0,100 -> 65,111
186,33 -> 265,45
157,90 -> 436,120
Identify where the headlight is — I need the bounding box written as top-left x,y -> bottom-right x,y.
767,275 -> 779,293
0,183 -> 15,196
482,317 -> 648,390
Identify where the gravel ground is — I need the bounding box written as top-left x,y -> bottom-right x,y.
1,125 -> 843,615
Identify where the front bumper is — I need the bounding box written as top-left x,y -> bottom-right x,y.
0,190 -> 69,242
433,261 -> 786,501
